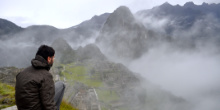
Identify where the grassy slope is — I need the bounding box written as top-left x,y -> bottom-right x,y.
61,63 -> 102,87
0,82 -> 15,109
60,100 -> 78,110
60,62 -> 127,110
0,82 -> 77,110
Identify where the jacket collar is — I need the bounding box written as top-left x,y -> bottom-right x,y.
31,55 -> 51,71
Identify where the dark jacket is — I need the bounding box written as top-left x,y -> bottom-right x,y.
15,55 -> 56,110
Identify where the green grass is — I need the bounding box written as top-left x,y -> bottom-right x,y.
96,89 -> 119,103
60,63 -> 121,110
60,100 -> 78,110
61,65 -> 103,87
101,106 -> 108,110
0,82 -> 15,109
0,82 -> 77,110
0,83 -> 15,97
117,107 -> 130,110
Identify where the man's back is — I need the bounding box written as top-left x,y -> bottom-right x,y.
15,55 -> 56,110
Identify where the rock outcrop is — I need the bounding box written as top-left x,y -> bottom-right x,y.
96,6 -> 152,61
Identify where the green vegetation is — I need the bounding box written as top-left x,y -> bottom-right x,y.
60,100 -> 78,110
0,82 -> 77,110
96,89 -> 119,103
101,106 -> 108,110
0,82 -> 15,109
61,64 -> 103,87
59,62 -> 124,110
117,107 -> 130,110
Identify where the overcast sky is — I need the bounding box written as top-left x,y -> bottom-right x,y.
0,0 -> 219,28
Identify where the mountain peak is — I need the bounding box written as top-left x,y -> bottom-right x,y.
184,1 -> 195,7
159,2 -> 174,10
162,2 -> 172,6
99,5 -> 134,32
0,18 -> 23,36
161,2 -> 172,7
51,37 -> 72,51
96,5 -> 149,60
51,38 -> 75,63
202,2 -> 209,6
113,6 -> 133,18
115,6 -> 130,12
76,43 -> 107,61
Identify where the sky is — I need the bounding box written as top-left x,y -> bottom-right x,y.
0,0 -> 219,28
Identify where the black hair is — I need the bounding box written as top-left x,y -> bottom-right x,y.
36,45 -> 55,60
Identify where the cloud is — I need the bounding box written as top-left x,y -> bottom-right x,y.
128,45 -> 220,109
0,0 -> 134,28
1,0 -> 219,28
114,5 -> 220,109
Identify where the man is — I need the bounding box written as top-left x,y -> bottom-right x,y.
15,45 -> 65,110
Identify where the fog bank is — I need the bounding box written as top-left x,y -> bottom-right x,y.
128,46 -> 220,109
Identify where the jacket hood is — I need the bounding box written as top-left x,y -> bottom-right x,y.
31,55 -> 51,71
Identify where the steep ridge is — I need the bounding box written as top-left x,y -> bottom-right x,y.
50,37 -> 191,110
76,44 -> 107,62
96,6 -> 153,61
136,2 -> 220,35
0,18 -> 23,39
51,38 -> 107,63
0,13 -> 109,46
67,13 -> 110,37
59,13 -> 110,47
0,13 -> 110,68
51,38 -> 76,64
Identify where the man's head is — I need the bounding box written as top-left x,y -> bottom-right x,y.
36,45 -> 55,66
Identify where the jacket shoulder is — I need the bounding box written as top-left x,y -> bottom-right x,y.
16,66 -> 53,81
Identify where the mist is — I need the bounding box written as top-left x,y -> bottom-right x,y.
123,7 -> 220,109
0,22 -> 102,68
128,44 -> 220,108
93,4 -> 220,109
1,2 -> 220,110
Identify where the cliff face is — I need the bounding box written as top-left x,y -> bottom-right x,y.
75,44 -> 107,61
96,6 -> 153,61
51,38 -> 107,64
0,67 -> 22,86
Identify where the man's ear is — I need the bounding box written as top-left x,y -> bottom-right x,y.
47,57 -> 51,63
